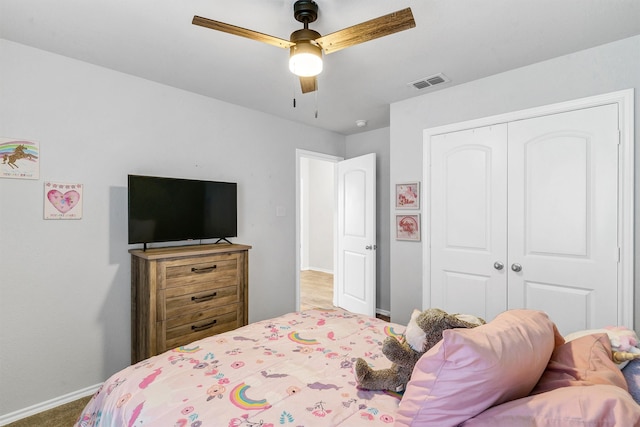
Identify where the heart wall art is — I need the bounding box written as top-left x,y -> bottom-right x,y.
44,182 -> 83,219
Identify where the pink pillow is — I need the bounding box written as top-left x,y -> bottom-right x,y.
533,332 -> 627,394
395,309 -> 560,427
461,385 -> 640,426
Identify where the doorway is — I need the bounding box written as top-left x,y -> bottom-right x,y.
296,150 -> 342,311
296,150 -> 378,316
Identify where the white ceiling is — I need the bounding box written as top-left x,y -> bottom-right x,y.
2,0 -> 640,135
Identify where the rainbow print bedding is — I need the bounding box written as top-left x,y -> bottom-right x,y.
75,309 -> 404,427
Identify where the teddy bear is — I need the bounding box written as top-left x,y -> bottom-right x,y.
355,308 -> 485,392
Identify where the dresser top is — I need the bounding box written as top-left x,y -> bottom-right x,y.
129,243 -> 251,260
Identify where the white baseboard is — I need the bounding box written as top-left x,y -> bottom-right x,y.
302,266 -> 334,275
0,383 -> 101,426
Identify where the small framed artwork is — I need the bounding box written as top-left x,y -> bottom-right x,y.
0,138 -> 40,180
44,182 -> 83,219
396,214 -> 421,241
395,182 -> 420,209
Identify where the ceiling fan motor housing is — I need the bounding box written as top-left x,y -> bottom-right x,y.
293,0 -> 318,24
290,28 -> 321,44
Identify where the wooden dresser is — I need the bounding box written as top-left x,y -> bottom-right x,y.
130,243 -> 251,363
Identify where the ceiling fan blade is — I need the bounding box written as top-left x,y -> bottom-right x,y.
192,16 -> 295,49
300,76 -> 317,93
315,8 -> 415,54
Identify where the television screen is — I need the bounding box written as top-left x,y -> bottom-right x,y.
128,175 -> 237,245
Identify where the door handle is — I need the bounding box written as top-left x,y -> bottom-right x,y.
511,263 -> 522,272
365,245 -> 377,250
493,261 -> 504,270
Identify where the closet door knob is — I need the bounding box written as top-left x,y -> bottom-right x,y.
493,261 -> 504,270
511,263 -> 522,272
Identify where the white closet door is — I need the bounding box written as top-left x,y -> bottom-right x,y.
430,125 -> 508,321
429,104 -> 620,333
507,104 -> 619,334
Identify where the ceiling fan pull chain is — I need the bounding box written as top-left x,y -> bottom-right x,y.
314,86 -> 318,118
293,77 -> 297,108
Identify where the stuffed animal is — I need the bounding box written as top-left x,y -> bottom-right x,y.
565,326 -> 640,368
355,308 -> 484,392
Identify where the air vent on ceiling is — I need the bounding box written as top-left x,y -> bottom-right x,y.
408,73 -> 450,90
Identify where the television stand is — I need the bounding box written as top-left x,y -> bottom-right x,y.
130,243 -> 251,363
214,238 -> 232,244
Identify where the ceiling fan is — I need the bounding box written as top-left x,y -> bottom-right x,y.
192,1 -> 416,94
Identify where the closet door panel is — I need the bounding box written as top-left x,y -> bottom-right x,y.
430,125 -> 508,321
507,104 -> 619,334
526,137 -> 588,256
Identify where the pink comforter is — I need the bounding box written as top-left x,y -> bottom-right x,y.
76,309 -> 404,427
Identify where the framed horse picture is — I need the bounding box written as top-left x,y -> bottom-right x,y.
0,138 -> 40,179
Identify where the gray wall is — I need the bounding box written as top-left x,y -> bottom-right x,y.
389,35 -> 640,326
0,39 -> 346,416
306,158 -> 335,272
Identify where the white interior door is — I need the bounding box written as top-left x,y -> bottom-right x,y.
507,104 -> 619,334
336,153 -> 376,316
430,125 -> 508,321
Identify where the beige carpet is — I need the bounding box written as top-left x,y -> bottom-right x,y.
5,396 -> 91,427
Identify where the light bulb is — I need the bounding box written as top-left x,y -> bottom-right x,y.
289,42 -> 323,77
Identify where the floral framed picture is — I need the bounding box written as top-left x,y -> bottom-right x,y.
396,214 -> 421,241
395,182 -> 420,209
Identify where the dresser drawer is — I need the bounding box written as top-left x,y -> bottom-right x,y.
164,255 -> 239,289
163,306 -> 240,351
163,285 -> 239,320
165,301 -> 239,330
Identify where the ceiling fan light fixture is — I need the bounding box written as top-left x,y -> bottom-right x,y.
289,42 -> 323,77
193,2 -> 415,93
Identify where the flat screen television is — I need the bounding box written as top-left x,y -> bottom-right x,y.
128,174 -> 237,247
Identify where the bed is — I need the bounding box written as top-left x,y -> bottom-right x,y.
75,308 -> 640,427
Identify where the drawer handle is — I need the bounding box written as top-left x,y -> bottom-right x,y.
191,265 -> 217,273
191,292 -> 217,303
191,319 -> 217,332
